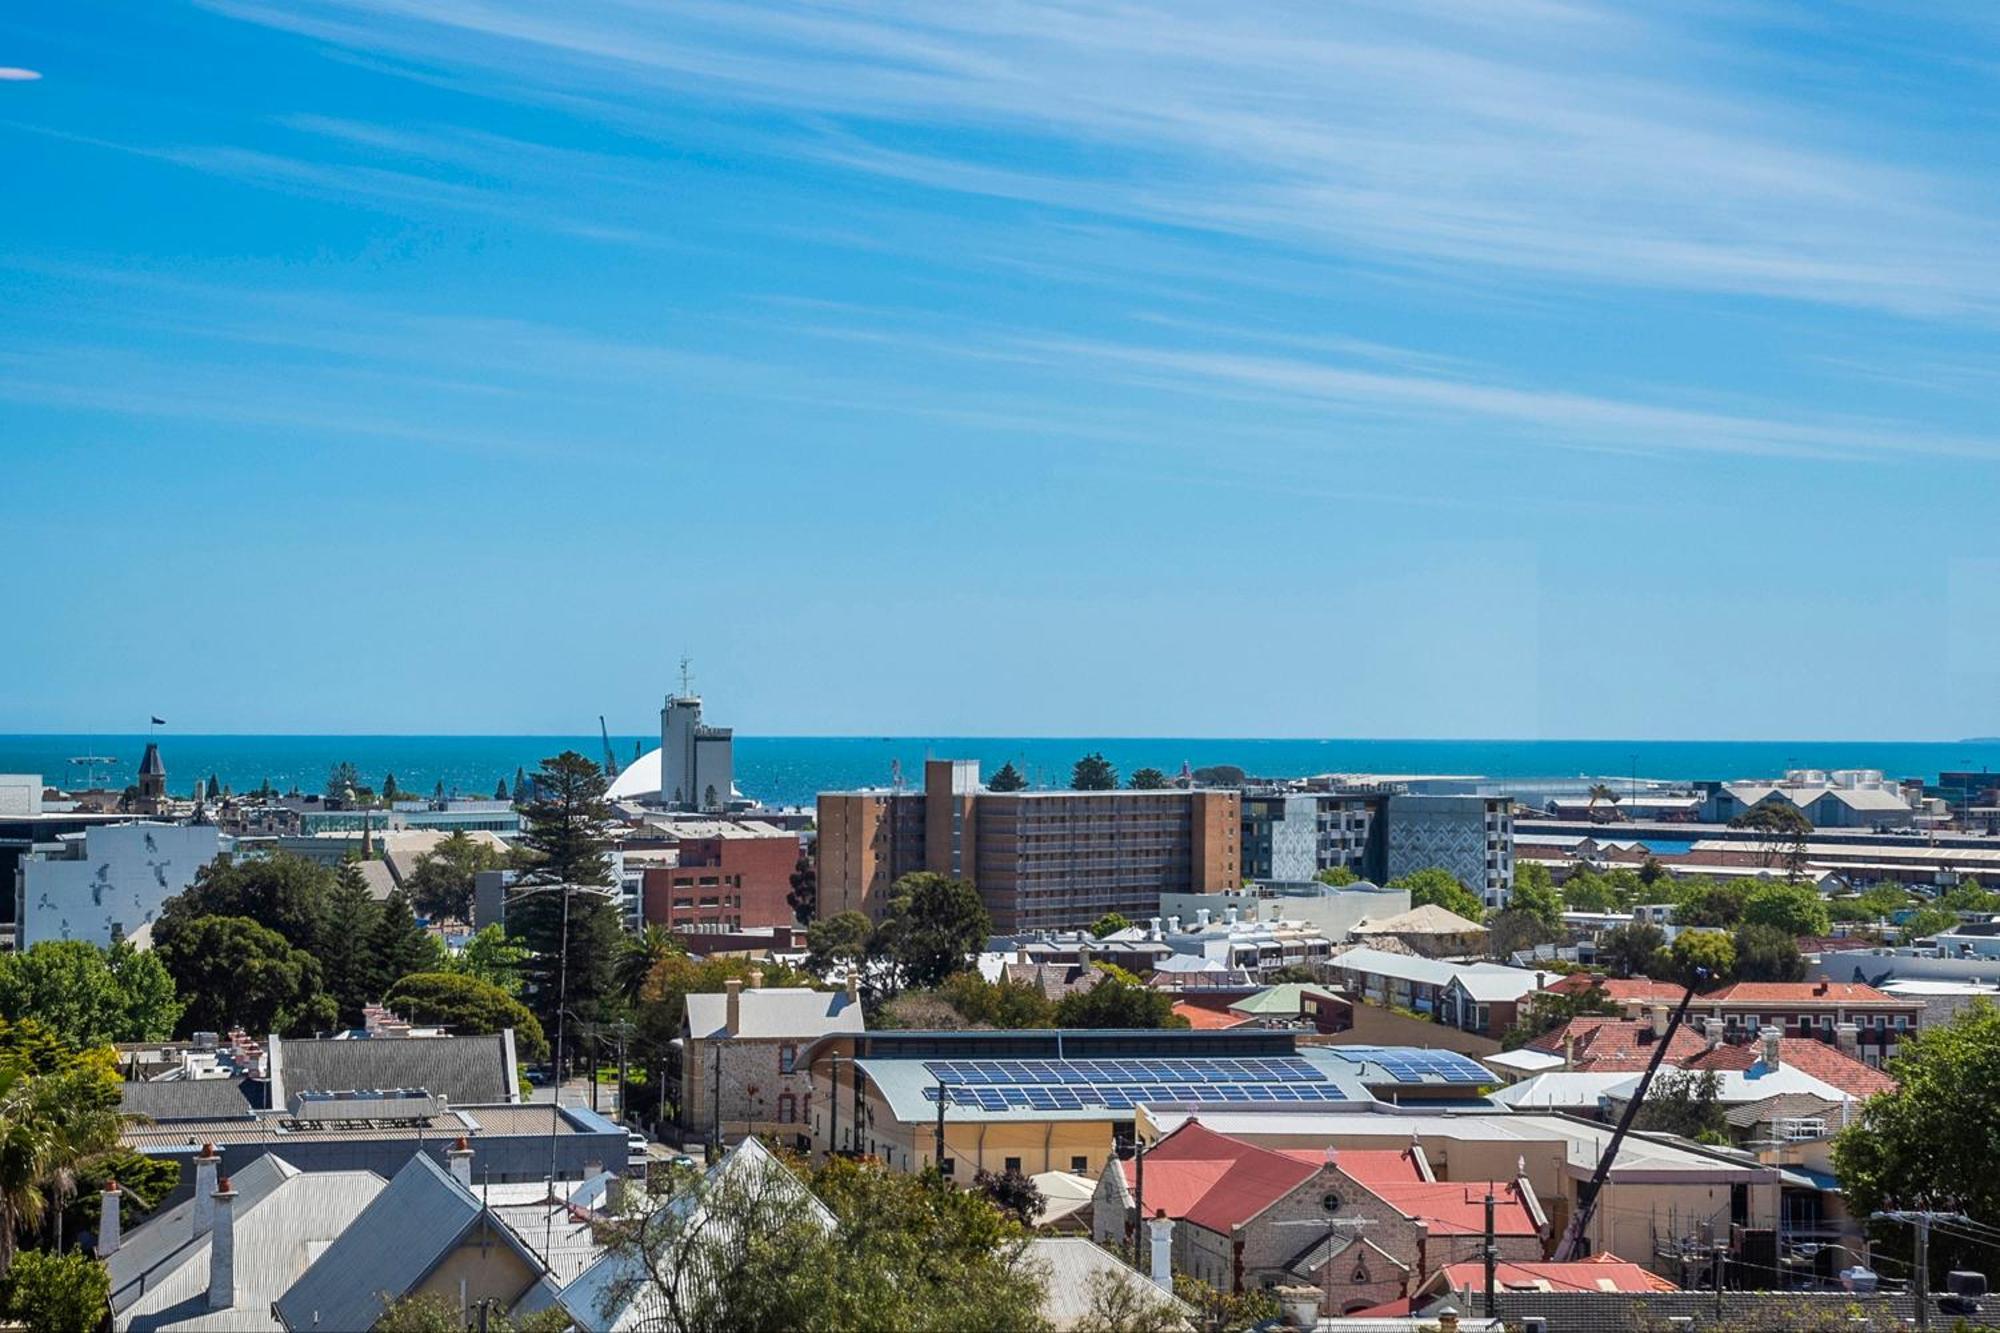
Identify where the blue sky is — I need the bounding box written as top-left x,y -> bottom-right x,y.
3,2 -> 1998,740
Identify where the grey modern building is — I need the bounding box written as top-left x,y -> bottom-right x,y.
1383,794 -> 1514,908
662,692 -> 734,811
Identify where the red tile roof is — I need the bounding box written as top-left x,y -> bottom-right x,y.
1682,1037 -> 1896,1098
1276,1147 -> 1427,1184
1119,1121 -> 1318,1233
1528,1018 -> 1896,1097
1365,1180 -> 1540,1236
1547,974 -> 1685,1004
1702,981 -> 1904,1006
1434,1255 -> 1680,1294
1527,1017 -> 1711,1067
1170,1001 -> 1250,1030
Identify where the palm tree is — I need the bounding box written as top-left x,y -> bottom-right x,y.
1586,783 -> 1621,822
0,1064 -> 125,1271
617,925 -> 683,1005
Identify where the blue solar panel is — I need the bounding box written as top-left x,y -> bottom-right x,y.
918,1055 -> 1349,1112
1322,1046 -> 1491,1084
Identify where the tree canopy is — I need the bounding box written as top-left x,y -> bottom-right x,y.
1597,922 -> 1665,978
1633,1069 -> 1727,1143
508,752 -> 624,1065
1070,752 -> 1119,791
1313,866 -> 1358,887
1649,929 -> 1733,989
1730,922 -> 1807,982
1088,912 -> 1133,939
382,971 -> 549,1062
154,915 -> 339,1037
804,911 -> 873,980
1054,964 -> 1186,1029
987,762 -> 1027,792
0,941 -> 181,1047
404,830 -> 505,922
786,855 -> 818,927
873,873 -> 991,992
1127,767 -> 1170,790
1740,881 -> 1831,937
1834,1000 -> 2000,1279
1509,862 -> 1565,930
1386,867 -> 1484,921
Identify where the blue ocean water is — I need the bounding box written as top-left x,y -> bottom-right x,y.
2,735 -> 1997,810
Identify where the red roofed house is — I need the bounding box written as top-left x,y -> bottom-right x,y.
1350,1252 -> 1678,1315
1091,1120 -> 1547,1316
1528,1015 -> 1897,1099
1542,976 -> 1923,1068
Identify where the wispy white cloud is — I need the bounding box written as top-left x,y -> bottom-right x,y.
0,68 -> 41,82
197,0 -> 2000,316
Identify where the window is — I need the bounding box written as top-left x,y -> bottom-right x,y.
1071,1155 -> 1089,1173
1004,1156 -> 1023,1173
778,1044 -> 798,1073
778,1094 -> 797,1124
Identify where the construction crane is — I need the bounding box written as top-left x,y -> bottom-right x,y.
1553,968 -> 1707,1261
599,716 -> 619,780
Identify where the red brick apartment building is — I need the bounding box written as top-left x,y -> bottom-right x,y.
640,819 -> 801,934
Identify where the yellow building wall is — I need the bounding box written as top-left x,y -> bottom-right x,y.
410,1225 -> 541,1319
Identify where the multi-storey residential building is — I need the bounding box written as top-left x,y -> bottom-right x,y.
1240,790 -> 1381,882
1382,794 -> 1514,908
816,761 -> 1239,932
638,819 -> 801,933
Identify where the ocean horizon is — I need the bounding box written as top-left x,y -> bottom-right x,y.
3,734 -> 1996,811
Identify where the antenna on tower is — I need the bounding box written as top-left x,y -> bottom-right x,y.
678,656 -> 694,697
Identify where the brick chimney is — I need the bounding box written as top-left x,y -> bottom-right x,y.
747,967 -> 765,990
447,1136 -> 474,1189
192,1143 -> 220,1237
1836,1021 -> 1859,1056
725,977 -> 743,1036
1651,1003 -> 1669,1040
207,1175 -> 238,1311
96,1180 -> 121,1258
1147,1209 -> 1174,1291
844,971 -> 860,1003
1760,1024 -> 1782,1070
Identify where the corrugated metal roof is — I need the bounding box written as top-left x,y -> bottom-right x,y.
113,1158 -> 384,1332
273,1151 -> 535,1333
273,1031 -> 513,1105
120,1079 -> 257,1122
683,987 -> 864,1040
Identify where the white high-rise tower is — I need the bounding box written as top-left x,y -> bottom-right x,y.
660,660 -> 734,811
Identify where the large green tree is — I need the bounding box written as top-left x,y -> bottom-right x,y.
153,915 -> 338,1037
804,911 -> 873,980
1,1249 -> 108,1332
0,941 -> 181,1046
381,972 -> 549,1062
1510,862 -> 1565,930
1054,965 -> 1186,1029
1740,881 -> 1832,937
320,869 -> 390,1025
1834,1000 -> 2000,1281
1386,867 -> 1484,921
987,762 -> 1028,792
442,925 -> 530,996
786,854 -> 819,927
373,891 -> 444,992
157,852 -> 341,957
404,830 -> 505,922
1731,923 -> 1807,982
1673,876 -> 1757,928
1127,767 -> 1170,790
509,752 -> 624,1068
1598,921 -> 1665,978
0,1022 -> 125,1275
1313,866 -> 1359,888
1500,979 -> 1622,1051
937,972 -> 1055,1029
1632,1069 -> 1727,1143
1730,802 -> 1813,878
1648,929 -> 1734,989
1070,752 -> 1119,791
873,873 -> 991,992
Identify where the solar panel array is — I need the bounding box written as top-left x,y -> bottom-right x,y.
1321,1046 -> 1491,1085
919,1056 -> 1350,1112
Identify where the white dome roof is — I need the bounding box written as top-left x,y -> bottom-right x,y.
605,747 -> 663,800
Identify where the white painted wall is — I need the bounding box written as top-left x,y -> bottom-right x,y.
17,823 -> 225,947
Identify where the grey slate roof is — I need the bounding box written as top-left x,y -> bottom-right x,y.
271,1031 -> 516,1105
683,987 -> 864,1041
274,1151 -> 544,1333
111,1156 -> 386,1332
120,1079 -> 257,1122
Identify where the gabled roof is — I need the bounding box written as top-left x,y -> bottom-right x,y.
683,987 -> 865,1041
1426,1254 -> 1679,1296
1364,1180 -> 1539,1237
1352,905 -> 1488,937
1228,983 -> 1341,1017
119,1078 -> 257,1122
113,1156 -> 386,1332
1701,981 -> 1905,1006
1002,962 -> 1104,1003
274,1151 -> 541,1333
271,1031 -> 515,1106
559,1137 -> 836,1331
1027,1238 -> 1195,1331
1680,1038 -> 1896,1099
1277,1147 -> 1429,1184
1722,1091 -> 1845,1129
1527,1018 -> 1714,1068
1546,974 -> 1686,1004
1117,1120 -> 1318,1234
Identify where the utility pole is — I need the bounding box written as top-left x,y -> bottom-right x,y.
934,1080 -> 949,1175
1483,1188 -> 1497,1321
1872,1210 -> 1967,1333
1133,1139 -> 1147,1268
